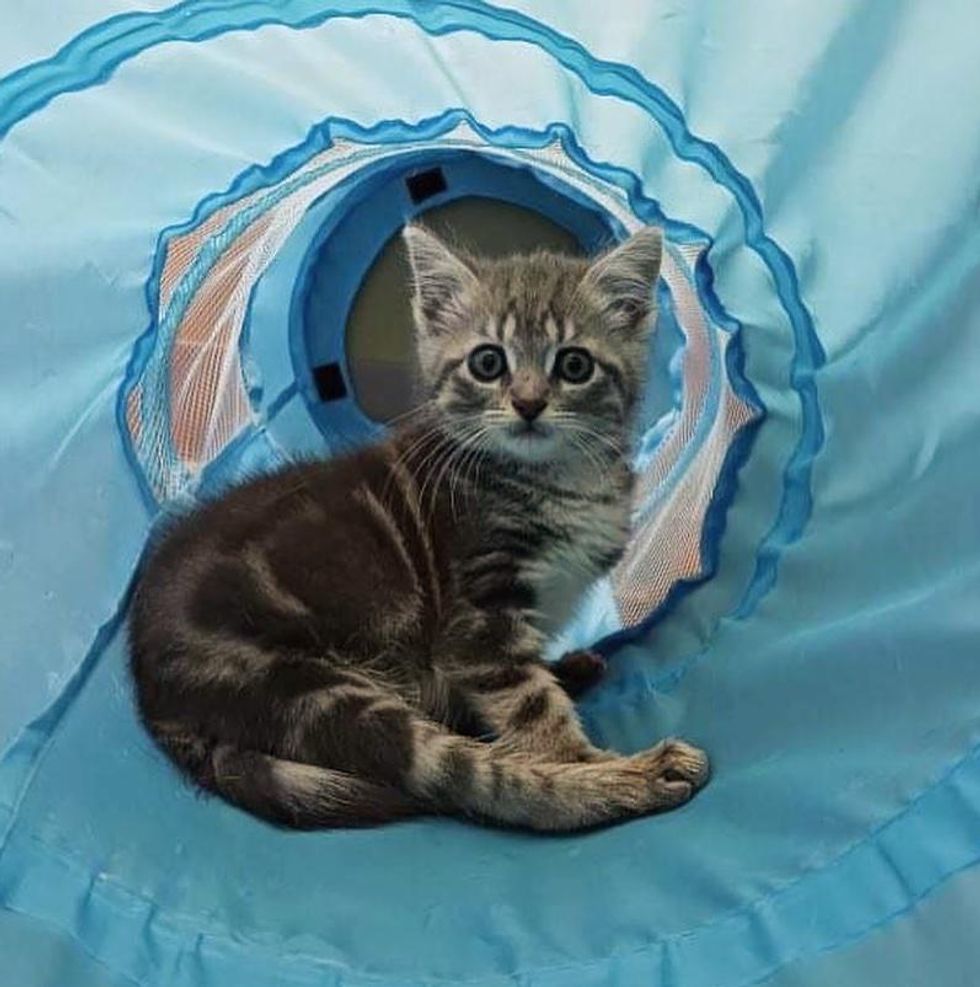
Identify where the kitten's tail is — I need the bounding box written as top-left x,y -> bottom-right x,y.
155,728 -> 424,829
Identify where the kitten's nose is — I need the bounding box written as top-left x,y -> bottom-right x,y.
511,395 -> 548,421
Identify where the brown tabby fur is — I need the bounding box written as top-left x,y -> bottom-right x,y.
128,225 -> 709,831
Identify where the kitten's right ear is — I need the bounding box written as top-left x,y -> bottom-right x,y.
402,224 -> 478,335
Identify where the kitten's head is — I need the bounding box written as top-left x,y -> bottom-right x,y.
403,224 -> 662,465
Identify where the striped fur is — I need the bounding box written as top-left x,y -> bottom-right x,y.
129,226 -> 709,832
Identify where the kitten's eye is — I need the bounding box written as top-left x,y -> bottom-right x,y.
467,344 -> 507,382
555,347 -> 595,384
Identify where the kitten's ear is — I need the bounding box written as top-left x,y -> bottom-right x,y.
581,226 -> 663,335
403,224 -> 478,335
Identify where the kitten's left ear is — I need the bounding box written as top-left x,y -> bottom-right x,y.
581,226 -> 663,335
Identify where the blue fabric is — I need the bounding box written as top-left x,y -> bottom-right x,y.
1,1 -> 979,985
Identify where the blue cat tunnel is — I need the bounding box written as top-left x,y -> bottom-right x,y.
2,3 -> 979,986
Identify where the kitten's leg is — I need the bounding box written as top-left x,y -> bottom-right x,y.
279,680 -> 709,830
265,659 -> 601,781
439,608 -> 608,761
413,723 -> 709,831
150,720 -> 423,829
451,660 -> 606,762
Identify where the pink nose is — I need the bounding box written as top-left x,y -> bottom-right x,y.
511,396 -> 547,421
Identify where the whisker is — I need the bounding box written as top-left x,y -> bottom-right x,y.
416,422 -> 485,520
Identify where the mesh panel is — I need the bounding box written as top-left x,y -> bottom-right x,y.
613,342 -> 759,625
123,124 -> 760,630
132,139 -> 397,499
604,243 -> 760,628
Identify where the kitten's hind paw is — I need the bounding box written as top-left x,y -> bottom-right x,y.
551,649 -> 607,698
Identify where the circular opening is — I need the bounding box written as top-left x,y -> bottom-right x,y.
347,196 -> 585,422
297,151 -> 619,434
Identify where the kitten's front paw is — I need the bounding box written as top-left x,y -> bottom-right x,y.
552,649 -> 607,698
634,739 -> 710,811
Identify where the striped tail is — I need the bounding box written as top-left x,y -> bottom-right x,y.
155,728 -> 424,829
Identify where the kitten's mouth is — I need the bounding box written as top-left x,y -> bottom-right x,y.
508,420 -> 551,439
507,423 -> 552,445
499,421 -> 561,461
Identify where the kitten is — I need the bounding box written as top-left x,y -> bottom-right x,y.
128,224 -> 709,832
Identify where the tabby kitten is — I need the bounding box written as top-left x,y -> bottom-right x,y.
129,224 -> 709,832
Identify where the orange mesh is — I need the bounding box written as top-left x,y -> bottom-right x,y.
169,211 -> 278,464
126,385 -> 142,445
634,244 -> 711,500
613,370 -> 758,626
158,149 -> 338,315
131,128 -> 495,500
